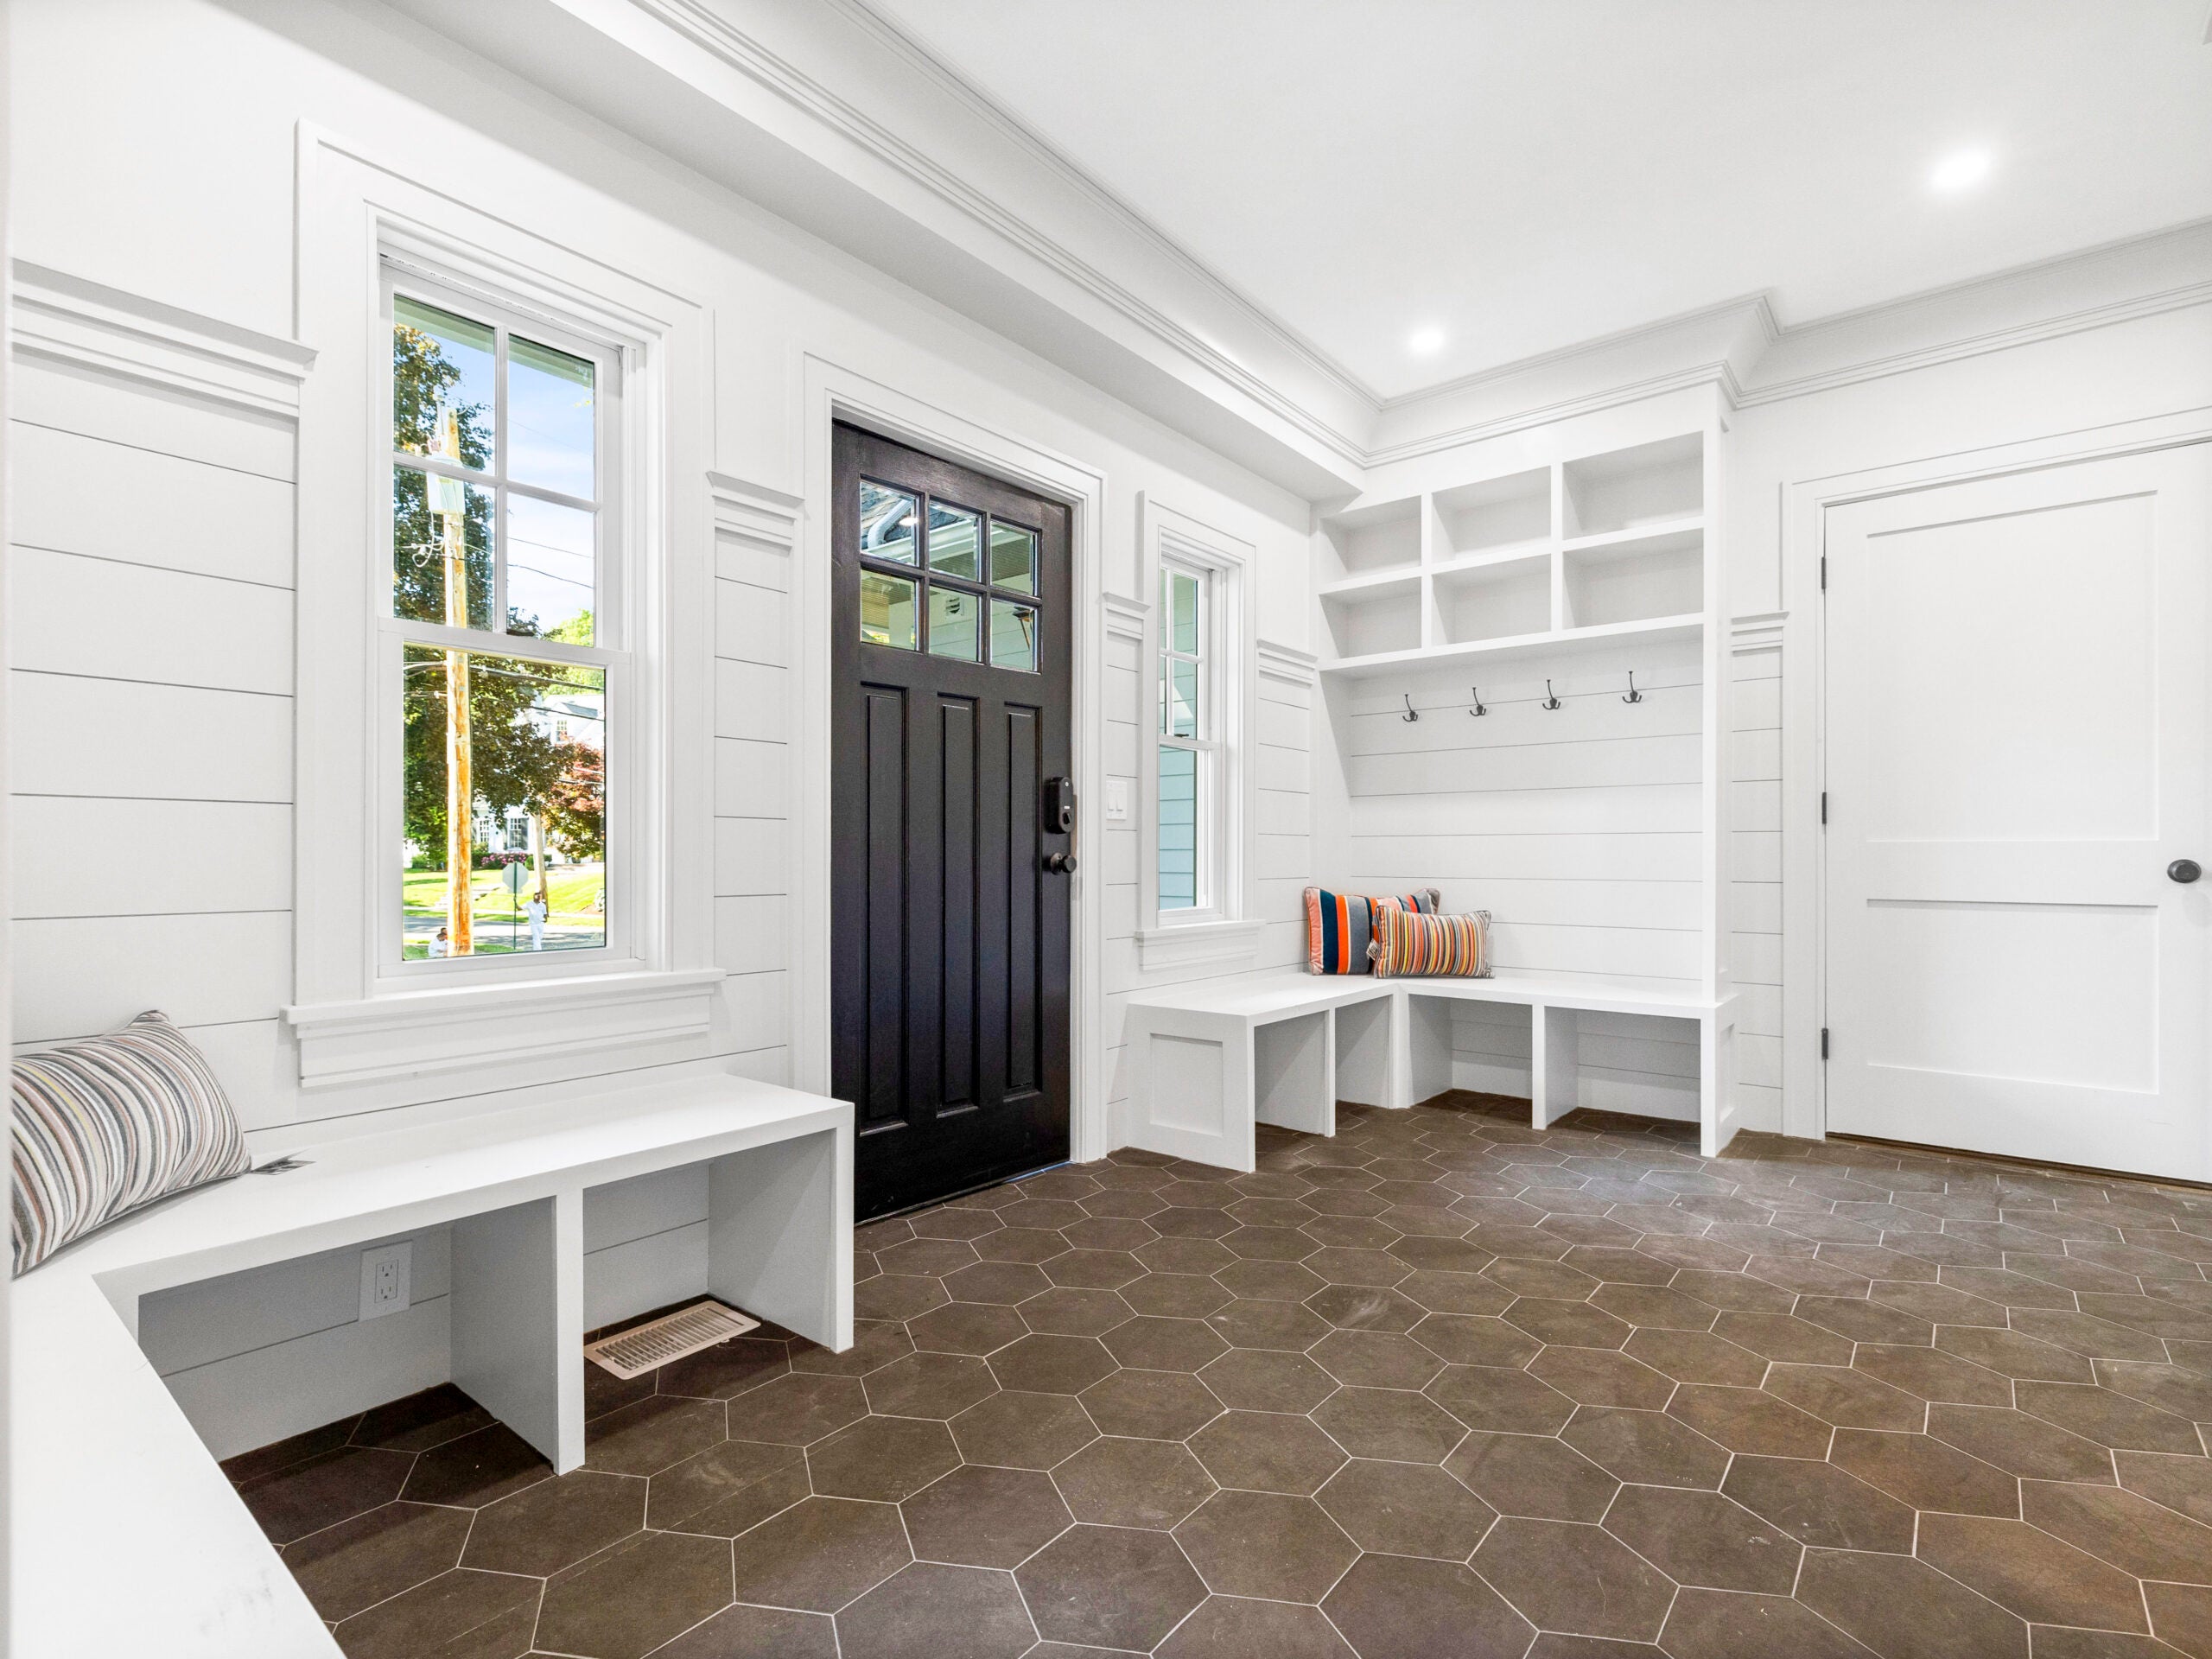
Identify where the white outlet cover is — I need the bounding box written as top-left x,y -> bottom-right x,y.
1104,779 -> 1131,823
359,1242 -> 412,1321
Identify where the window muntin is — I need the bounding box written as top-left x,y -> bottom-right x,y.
386,276 -> 620,967
1158,559 -> 1213,913
854,474 -> 1041,671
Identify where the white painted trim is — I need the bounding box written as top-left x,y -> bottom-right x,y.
290,122 -> 717,1104
1729,612 -> 1785,656
1103,591 -> 1147,642
799,357 -> 1109,1164
1779,404 -> 2212,1141
708,470 -> 803,555
1134,918 -> 1265,972
283,969 -> 727,1089
1138,493 -> 1259,938
10,260 -> 316,418
1256,638 -> 1319,688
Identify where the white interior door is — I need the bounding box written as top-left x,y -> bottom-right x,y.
1824,445 -> 2211,1180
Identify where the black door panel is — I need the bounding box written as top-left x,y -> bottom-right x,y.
832,424 -> 1072,1219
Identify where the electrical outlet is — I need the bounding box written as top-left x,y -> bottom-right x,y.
1103,779 -> 1131,824
359,1242 -> 411,1321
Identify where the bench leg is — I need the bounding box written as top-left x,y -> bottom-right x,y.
709,1124 -> 853,1353
1534,1004 -> 1580,1128
451,1190 -> 583,1473
1122,1008 -> 1257,1173
1255,1012 -> 1332,1137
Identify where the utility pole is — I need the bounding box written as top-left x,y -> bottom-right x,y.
435,410 -> 474,955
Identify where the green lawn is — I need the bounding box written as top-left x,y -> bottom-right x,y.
404,865 -> 603,957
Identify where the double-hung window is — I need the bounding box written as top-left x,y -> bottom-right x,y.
1157,556 -> 1218,916
384,276 -> 622,969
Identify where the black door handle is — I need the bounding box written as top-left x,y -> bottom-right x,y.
1044,851 -> 1077,874
2171,859 -> 2202,884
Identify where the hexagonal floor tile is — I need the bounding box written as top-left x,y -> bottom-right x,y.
1189,1410 -> 1348,1495
1175,1490 -> 1359,1602
1015,1524 -> 1208,1651
835,1561 -> 1037,1659
1079,1370 -> 1223,1440
1055,1436 -> 1217,1528
1317,1458 -> 1497,1560
901,1464 -> 1072,1569
807,1415 -> 960,1503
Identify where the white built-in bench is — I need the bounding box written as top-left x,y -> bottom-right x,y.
1124,969 -> 1738,1173
11,1072 -> 853,1659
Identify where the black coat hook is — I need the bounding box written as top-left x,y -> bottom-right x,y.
1468,686 -> 1486,717
1401,693 -> 1419,722
1622,671 -> 1643,704
1541,679 -> 1562,711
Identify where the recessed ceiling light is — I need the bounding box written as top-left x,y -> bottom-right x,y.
1929,148 -> 1993,193
1408,327 -> 1446,355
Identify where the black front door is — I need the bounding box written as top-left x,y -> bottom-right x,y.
831,424 -> 1074,1219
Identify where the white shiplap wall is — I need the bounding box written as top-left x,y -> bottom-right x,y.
7,346 -> 798,1456
1330,633 -> 1705,1117
1100,621 -> 1314,1132
1728,628 -> 1784,1133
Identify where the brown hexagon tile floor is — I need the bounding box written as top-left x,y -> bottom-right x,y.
225,1090 -> 2212,1656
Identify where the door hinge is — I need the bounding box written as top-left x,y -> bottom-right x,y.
1821,791 -> 1827,825
1820,555 -> 1827,590
1821,1027 -> 1830,1061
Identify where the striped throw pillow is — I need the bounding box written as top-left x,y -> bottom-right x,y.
1304,887 -> 1440,975
11,1011 -> 251,1274
1369,907 -> 1493,978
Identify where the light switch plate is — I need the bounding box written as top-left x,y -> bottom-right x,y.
359,1242 -> 411,1320
1104,779 -> 1131,823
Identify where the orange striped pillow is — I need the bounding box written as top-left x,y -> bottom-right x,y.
1368,908 -> 1492,978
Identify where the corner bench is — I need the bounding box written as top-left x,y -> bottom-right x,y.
1122,969 -> 1738,1173
11,1072 -> 853,1659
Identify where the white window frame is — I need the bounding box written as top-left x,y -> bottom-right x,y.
286,137 -> 721,1095
376,268 -> 632,985
1136,496 -> 1262,970
1155,551 -> 1224,922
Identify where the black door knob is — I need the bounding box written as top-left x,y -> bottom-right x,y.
1044,851 -> 1077,874
2171,859 -> 2202,884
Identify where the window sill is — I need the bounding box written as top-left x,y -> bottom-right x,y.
283,969 -> 727,1089
1135,918 -> 1266,973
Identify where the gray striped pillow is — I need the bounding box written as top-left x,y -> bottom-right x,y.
11,1011 -> 251,1274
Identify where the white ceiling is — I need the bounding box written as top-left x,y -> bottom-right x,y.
868,0 -> 2212,400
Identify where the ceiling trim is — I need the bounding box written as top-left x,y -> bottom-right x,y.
631,0 -> 1374,466
399,3 -> 2212,493
830,0 -> 1380,408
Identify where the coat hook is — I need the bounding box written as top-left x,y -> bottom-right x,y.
1401,692 -> 1419,722
1541,679 -> 1562,711
1622,671 -> 1643,704
1468,686 -> 1487,717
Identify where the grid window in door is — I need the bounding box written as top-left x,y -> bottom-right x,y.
857,478 -> 1040,671
1158,559 -> 1214,912
385,279 -> 621,964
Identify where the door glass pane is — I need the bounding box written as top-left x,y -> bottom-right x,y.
928,585 -> 981,661
990,521 -> 1036,592
860,569 -> 919,649
1168,569 -> 1201,653
860,481 -> 919,564
1159,746 -> 1198,911
402,646 -> 607,959
393,466 -> 492,629
990,601 -> 1038,672
1165,656 -> 1198,738
393,295 -> 495,468
929,500 -> 982,580
507,334 -> 596,499
506,494 -> 595,643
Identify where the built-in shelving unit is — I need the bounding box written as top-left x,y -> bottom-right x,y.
1314,433 -> 1708,681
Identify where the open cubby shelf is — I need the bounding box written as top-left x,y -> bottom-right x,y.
1314,430 -> 1708,679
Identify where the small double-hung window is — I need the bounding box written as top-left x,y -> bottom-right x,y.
385,279 -> 621,967
1157,557 -> 1217,915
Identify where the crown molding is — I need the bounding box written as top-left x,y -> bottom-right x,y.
1256,638 -> 1319,688
384,4 -> 2212,494
10,260 -> 316,418
1729,612 -> 1786,657
707,469 -> 804,554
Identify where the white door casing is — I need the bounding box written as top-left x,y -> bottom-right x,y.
1823,445 -> 2211,1180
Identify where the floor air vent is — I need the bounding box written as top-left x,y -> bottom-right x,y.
583,1300 -> 760,1379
